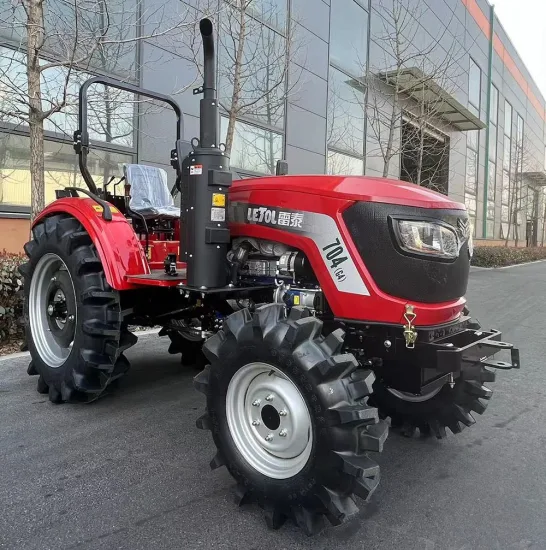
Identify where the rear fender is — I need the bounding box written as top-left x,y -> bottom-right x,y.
33,198 -> 150,290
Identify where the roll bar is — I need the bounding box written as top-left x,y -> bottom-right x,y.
74,76 -> 184,195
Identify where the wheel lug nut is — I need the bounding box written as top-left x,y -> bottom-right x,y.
47,305 -> 54,316
68,315 -> 75,321
252,420 -> 260,426
51,276 -> 56,282
279,409 -> 288,416
252,399 -> 261,407
279,429 -> 287,437
265,433 -> 273,442
265,394 -> 274,402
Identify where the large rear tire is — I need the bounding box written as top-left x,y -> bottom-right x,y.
370,364 -> 495,438
20,214 -> 137,403
195,304 -> 388,535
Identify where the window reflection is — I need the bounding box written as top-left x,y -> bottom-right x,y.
218,7 -> 287,129
327,150 -> 364,175
468,58 -> 481,112
330,0 -> 368,78
221,117 -> 283,175
0,46 -> 135,147
0,132 -> 132,207
327,67 -> 366,157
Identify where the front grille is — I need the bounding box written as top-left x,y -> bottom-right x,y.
342,202 -> 471,304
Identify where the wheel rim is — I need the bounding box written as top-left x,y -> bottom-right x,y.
387,386 -> 443,402
29,253 -> 76,368
226,362 -> 313,479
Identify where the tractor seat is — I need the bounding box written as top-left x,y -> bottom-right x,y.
124,164 -> 179,219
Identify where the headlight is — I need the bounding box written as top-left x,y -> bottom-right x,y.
394,220 -> 460,260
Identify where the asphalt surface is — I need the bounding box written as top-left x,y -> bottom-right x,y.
1,262 -> 545,550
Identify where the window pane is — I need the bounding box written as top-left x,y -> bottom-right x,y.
44,75 -> 136,147
465,149 -> 477,194
327,67 -> 366,155
487,201 -> 495,220
43,0 -> 138,78
0,46 -> 135,146
503,137 -> 511,171
502,170 -> 510,204
0,132 -> 133,207
330,0 -> 368,77
467,130 -> 479,151
488,125 -> 497,161
0,2 -> 25,42
504,100 -> 512,137
0,47 -> 27,125
221,117 -> 283,174
488,160 -> 496,201
327,150 -> 363,175
465,192 -> 477,216
2,1 -> 138,78
469,59 -> 481,110
490,85 -> 498,125
501,204 -> 510,223
486,219 -> 495,238
219,12 -> 287,128
247,0 -> 287,32
516,114 -> 524,146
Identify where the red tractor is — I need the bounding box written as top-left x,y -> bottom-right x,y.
20,19 -> 519,535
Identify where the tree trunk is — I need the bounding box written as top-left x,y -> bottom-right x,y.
225,3 -> 246,157
26,0 -> 46,220
383,86 -> 398,178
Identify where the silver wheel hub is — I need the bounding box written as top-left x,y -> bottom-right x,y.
226,362 -> 313,479
29,253 -> 76,368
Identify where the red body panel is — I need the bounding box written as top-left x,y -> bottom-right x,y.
141,239 -> 180,270
34,176 -> 468,325
231,175 -> 465,210
230,176 -> 466,326
34,198 -> 150,290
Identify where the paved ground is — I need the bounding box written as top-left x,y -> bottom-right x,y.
1,263 -> 545,550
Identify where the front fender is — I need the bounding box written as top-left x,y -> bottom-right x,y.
34,198 -> 150,290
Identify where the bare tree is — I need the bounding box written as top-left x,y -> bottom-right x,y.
182,0 -> 302,173
366,0 -> 466,190
0,0 -> 199,219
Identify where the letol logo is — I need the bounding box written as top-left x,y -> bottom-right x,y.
246,206 -> 304,228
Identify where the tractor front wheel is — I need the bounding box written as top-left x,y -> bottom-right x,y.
20,214 -> 137,403
370,364 -> 496,438
195,304 -> 388,535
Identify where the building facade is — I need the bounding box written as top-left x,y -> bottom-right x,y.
1,0 -> 545,252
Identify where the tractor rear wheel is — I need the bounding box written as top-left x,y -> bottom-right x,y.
195,304 -> 388,535
370,364 -> 495,438
20,214 -> 137,403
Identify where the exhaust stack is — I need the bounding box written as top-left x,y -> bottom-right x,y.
180,18 -> 232,289
199,18 -> 218,148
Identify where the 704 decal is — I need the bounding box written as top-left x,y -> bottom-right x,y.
322,237 -> 348,282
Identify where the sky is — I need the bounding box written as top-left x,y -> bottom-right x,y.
493,0 -> 546,99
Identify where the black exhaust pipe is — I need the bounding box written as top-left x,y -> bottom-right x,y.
199,18 -> 218,148
180,18 -> 232,290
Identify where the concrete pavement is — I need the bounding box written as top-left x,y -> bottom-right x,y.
1,262 -> 545,549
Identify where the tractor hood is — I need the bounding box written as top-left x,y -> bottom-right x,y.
231,174 -> 464,210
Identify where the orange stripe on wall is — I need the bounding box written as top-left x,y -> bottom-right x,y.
462,0 -> 545,121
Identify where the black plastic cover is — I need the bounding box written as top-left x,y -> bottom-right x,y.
342,202 -> 471,303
